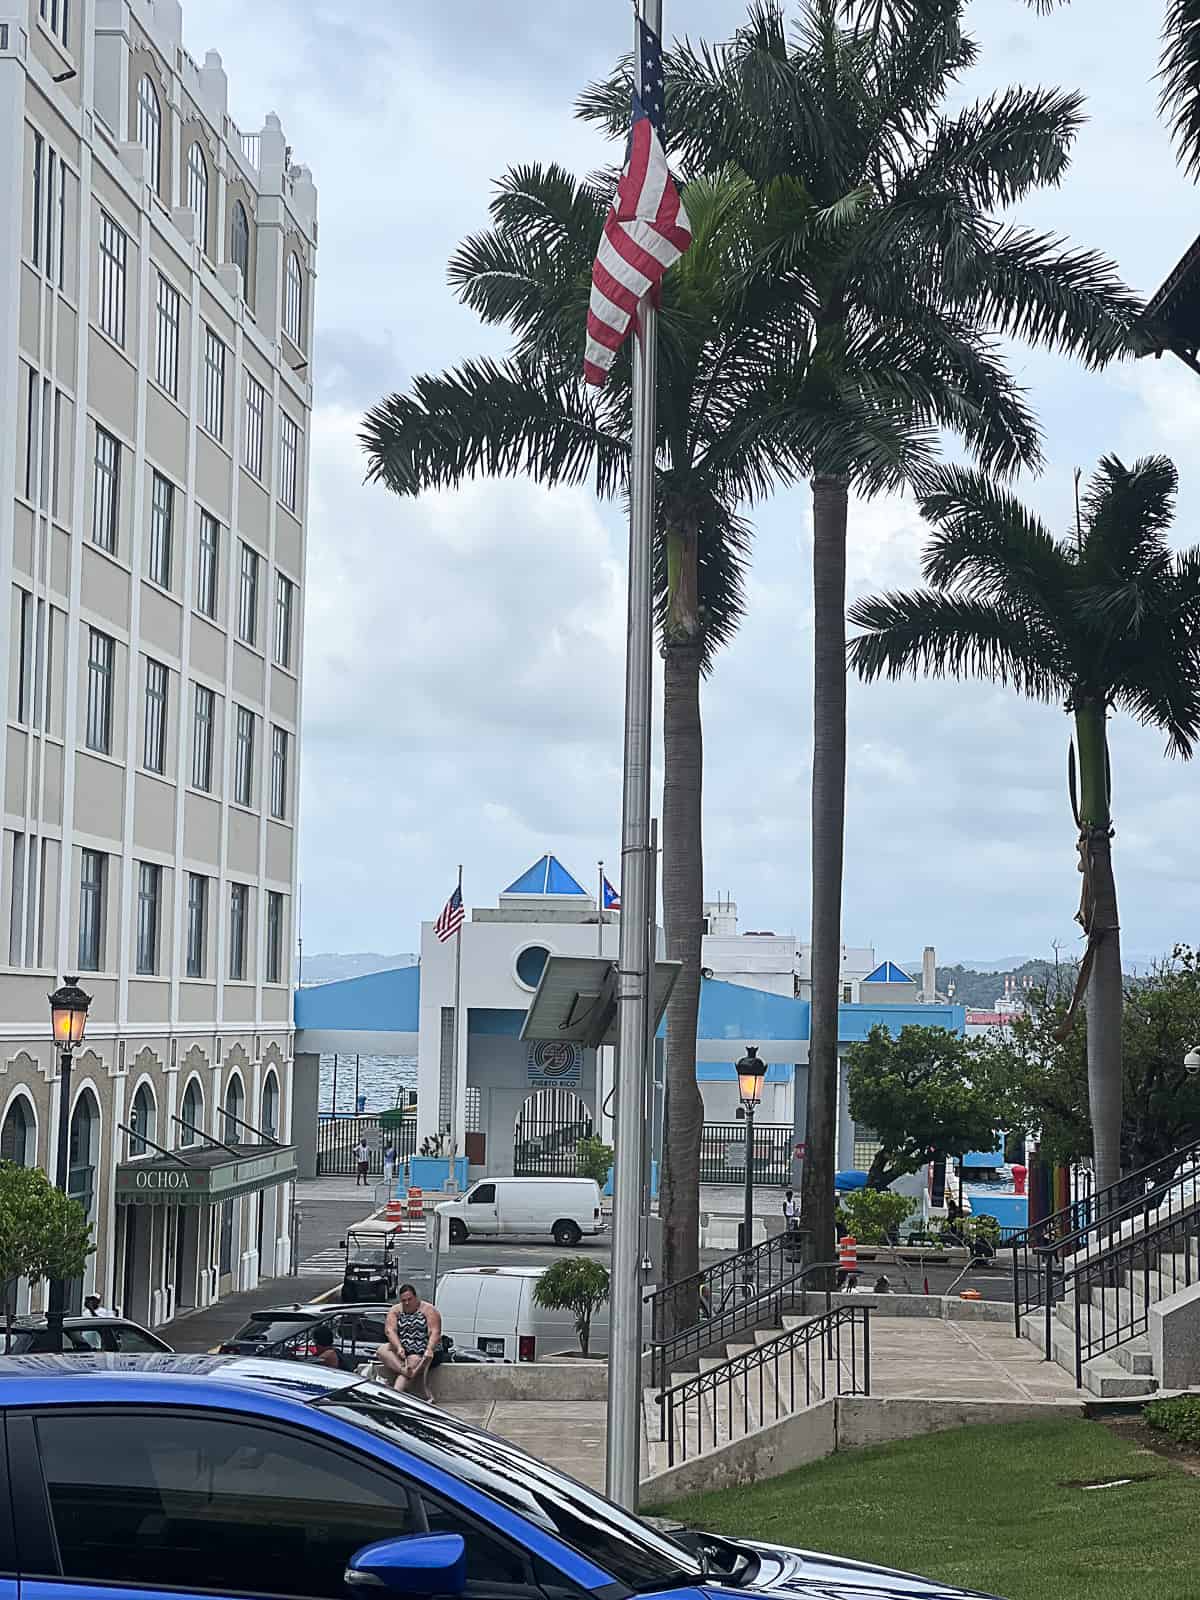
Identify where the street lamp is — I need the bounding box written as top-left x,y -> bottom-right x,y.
46,978 -> 91,1351
1184,1046 -> 1200,1076
737,1045 -> 767,1253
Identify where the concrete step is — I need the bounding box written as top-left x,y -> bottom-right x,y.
1052,1298 -> 1154,1374
1021,1311 -> 1155,1397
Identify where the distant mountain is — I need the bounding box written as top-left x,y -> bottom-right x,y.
935,959 -> 1066,1009
299,952 -> 418,985
948,957 -> 1038,973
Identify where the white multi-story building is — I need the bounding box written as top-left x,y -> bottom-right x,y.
0,0 -> 315,1325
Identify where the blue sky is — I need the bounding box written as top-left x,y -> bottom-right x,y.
187,0 -> 1200,967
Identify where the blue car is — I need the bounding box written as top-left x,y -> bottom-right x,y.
0,1356 -> 997,1600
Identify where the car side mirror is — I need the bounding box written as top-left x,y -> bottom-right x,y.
346,1535 -> 466,1596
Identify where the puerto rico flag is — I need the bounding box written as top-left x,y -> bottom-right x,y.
602,876 -> 621,911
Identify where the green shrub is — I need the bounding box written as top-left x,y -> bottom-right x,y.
575,1135 -> 615,1187
1145,1395 -> 1200,1446
532,1259 -> 610,1356
837,1188 -> 915,1244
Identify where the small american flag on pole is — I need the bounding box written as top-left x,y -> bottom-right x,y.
583,16 -> 692,387
434,884 -> 465,943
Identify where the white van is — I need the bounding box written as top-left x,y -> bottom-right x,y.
435,1265 -> 611,1361
435,1176 -> 605,1248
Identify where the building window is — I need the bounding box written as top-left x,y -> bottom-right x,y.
143,658 -> 168,774
266,891 -> 284,984
148,470 -> 173,588
274,574 -> 294,669
180,1078 -> 203,1143
135,861 -> 161,975
18,597 -> 54,734
0,1097 -> 34,1168
136,75 -> 162,194
38,0 -> 70,49
154,274 -> 180,396
842,983 -> 853,1004
186,141 -> 209,250
279,411 -> 298,512
283,252 -> 303,345
85,628 -> 114,754
270,725 -> 288,820
186,873 -> 207,979
129,1084 -> 155,1158
244,373 -> 266,479
78,848 -> 105,972
203,327 -> 226,441
261,1072 -> 279,1139
97,211 -> 127,346
852,1123 -> 883,1173
91,426 -> 120,553
229,882 -> 248,980
30,133 -> 66,285
191,683 -> 215,791
234,705 -> 255,807
16,591 -> 33,726
238,542 -> 259,646
231,199 -> 250,290
197,511 -> 219,619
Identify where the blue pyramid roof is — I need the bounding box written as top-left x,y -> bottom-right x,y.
864,960 -> 916,985
502,854 -> 588,897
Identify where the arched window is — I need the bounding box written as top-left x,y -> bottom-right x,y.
0,1097 -> 33,1167
180,1077 -> 203,1145
223,1074 -> 245,1143
231,200 -> 250,291
69,1090 -> 100,1223
129,1083 -> 156,1158
261,1072 -> 279,1141
136,76 -> 162,195
186,142 -> 209,251
283,252 -> 303,344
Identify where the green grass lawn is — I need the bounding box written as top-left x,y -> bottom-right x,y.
654,1419 -> 1199,1600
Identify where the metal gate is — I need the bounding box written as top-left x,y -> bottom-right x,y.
316,1115 -> 417,1176
513,1088 -> 593,1176
699,1122 -> 792,1185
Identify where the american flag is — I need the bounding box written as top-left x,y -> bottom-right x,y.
434,885 -> 465,943
602,876 -> 621,911
583,16 -> 692,387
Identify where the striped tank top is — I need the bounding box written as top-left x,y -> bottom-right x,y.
394,1309 -> 429,1356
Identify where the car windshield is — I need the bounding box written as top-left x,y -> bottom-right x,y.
349,1251 -> 389,1266
231,1316 -> 313,1344
317,1386 -> 704,1592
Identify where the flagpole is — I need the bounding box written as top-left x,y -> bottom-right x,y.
449,863 -> 464,1190
597,860 -> 605,957
606,0 -> 660,1512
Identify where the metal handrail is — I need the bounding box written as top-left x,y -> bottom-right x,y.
644,1229 -> 786,1337
646,1257 -> 839,1391
655,1304 -> 870,1465
1008,1136 -> 1200,1334
1059,1203 -> 1200,1385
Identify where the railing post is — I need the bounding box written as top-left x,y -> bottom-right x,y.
862,1306 -> 871,1394
1042,1254 -> 1053,1363
1073,1291 -> 1083,1389
1011,1245 -> 1021,1337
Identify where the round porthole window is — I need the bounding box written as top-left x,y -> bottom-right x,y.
515,945 -> 551,990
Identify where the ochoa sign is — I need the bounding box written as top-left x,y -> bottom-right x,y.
121,1167 -> 199,1192
527,1040 -> 583,1086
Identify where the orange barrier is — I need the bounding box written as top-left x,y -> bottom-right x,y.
838,1234 -> 858,1275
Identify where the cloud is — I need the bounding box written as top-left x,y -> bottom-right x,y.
180,0 -> 1200,964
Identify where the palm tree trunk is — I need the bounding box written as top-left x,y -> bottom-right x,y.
802,474 -> 850,1270
660,634 -> 706,1328
1075,702 -> 1123,1199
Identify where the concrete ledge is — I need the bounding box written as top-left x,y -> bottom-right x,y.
836,1395 -> 1084,1450
429,1360 -> 610,1403
1149,1280 -> 1200,1389
643,1401 -> 837,1505
639,1394 -> 1085,1495
803,1290 -> 1013,1322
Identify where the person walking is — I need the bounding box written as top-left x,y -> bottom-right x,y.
376,1284 -> 442,1401
354,1138 -> 370,1187
383,1142 -> 397,1187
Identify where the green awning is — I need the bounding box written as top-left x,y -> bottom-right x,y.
115,1143 -> 296,1207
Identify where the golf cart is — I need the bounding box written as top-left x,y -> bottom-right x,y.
339,1227 -> 400,1303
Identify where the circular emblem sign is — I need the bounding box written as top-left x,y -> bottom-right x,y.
528,1041 -> 583,1084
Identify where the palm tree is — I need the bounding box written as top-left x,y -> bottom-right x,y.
580,0 -> 1141,1262
361,166 -> 869,1307
848,455 -> 1200,1195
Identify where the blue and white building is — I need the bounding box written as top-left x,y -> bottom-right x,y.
293,855 -> 964,1186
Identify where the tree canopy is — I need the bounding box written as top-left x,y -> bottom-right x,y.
0,1163 -> 93,1326
847,1023 -> 1003,1189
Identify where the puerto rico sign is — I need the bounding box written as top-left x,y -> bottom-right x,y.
527,1040 -> 583,1085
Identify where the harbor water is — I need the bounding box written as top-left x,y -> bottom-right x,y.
318,1052 -> 416,1115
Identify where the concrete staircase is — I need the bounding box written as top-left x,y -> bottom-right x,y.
643,1310 -> 849,1476
1020,1236 -> 1200,1397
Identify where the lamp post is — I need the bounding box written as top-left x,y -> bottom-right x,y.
737,1046 -> 767,1253
47,977 -> 91,1350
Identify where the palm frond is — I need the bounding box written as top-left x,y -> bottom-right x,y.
914,86 -> 1085,209
1160,0 -> 1200,179
848,588 -> 1067,699
1079,453 -> 1178,580
916,463 -> 1069,606
360,359 -> 627,500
